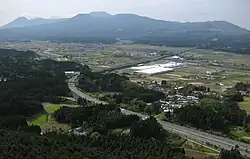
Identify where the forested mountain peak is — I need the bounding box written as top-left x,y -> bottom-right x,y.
89,11 -> 112,17
0,12 -> 248,39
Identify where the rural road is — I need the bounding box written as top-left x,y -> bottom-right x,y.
68,75 -> 250,157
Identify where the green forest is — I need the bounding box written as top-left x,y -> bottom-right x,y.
78,66 -> 164,103
0,49 -> 75,117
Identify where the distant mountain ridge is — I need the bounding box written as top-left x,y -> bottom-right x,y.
2,17 -> 67,28
0,11 -> 249,39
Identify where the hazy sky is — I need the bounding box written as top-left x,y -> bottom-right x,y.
1,0 -> 250,29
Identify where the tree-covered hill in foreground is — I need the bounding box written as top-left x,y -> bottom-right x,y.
0,129 -> 187,159
0,49 -> 81,117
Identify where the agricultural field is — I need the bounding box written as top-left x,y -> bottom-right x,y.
185,49 -> 250,64
125,48 -> 250,93
0,41 -> 190,72
108,44 -> 189,52
81,44 -> 188,71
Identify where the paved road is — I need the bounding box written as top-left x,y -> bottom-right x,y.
43,49 -> 63,58
37,49 -> 63,59
68,74 -> 108,105
121,108 -> 250,157
68,75 -> 250,157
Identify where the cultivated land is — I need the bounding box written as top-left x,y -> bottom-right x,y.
0,41 -> 189,72
125,49 -> 250,92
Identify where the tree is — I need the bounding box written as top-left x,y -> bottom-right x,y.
224,89 -> 244,102
161,80 -> 167,85
144,101 -> 162,115
219,148 -> 244,159
130,117 -> 165,139
20,125 -> 42,134
172,98 -> 246,132
0,116 -> 28,130
77,98 -> 87,106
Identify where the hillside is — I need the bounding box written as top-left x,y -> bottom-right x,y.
0,12 -> 248,39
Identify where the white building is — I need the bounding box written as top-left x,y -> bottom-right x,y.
131,62 -> 184,75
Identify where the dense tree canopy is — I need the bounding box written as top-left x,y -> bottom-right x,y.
53,104 -> 140,133
0,130 -> 187,159
171,98 -> 247,132
219,148 -> 244,159
0,49 -> 71,117
0,116 -> 27,130
224,89 -> 244,102
78,66 -> 164,103
131,117 -> 165,139
235,82 -> 250,92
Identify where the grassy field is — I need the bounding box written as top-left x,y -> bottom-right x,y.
56,57 -> 71,62
239,97 -> 250,114
29,103 -> 74,132
30,114 -> 48,125
45,104 -> 62,114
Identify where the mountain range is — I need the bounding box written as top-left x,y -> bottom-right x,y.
0,11 -> 249,39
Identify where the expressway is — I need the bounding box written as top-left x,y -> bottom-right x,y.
68,74 -> 108,105
68,75 -> 250,157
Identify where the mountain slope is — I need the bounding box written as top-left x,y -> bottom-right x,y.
0,12 -> 248,39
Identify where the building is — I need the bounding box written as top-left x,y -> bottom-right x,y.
65,71 -> 80,76
131,62 -> 184,76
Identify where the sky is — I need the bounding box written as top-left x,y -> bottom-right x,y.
0,0 -> 250,29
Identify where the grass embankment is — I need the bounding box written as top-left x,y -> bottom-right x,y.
230,126 -> 250,144
183,140 -> 219,159
154,113 -> 166,120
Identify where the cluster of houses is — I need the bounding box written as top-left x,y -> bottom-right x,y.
0,77 -> 7,82
159,94 -> 200,114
